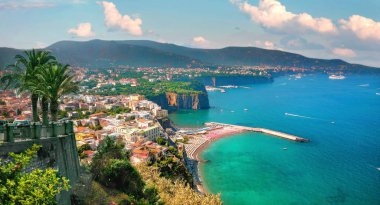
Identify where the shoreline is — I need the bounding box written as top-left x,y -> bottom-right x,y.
192,134 -> 242,194
182,122 -> 308,194
183,125 -> 247,194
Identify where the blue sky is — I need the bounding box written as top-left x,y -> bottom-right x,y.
1,0 -> 379,67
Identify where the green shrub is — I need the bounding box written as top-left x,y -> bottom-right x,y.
0,144 -> 70,204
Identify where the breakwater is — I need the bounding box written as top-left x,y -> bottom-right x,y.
205,122 -> 309,142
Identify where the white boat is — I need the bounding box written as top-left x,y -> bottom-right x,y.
221,89 -> 226,93
329,75 -> 345,80
244,108 -> 248,111
376,93 -> 380,96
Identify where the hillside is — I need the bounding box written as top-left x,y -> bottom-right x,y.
0,39 -> 378,71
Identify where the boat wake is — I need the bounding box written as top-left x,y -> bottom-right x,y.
285,113 -> 335,123
285,113 -> 316,119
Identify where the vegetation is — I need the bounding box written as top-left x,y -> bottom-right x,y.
28,63 -> 79,121
89,124 -> 103,131
69,136 -> 160,204
91,137 -> 145,197
156,137 -> 166,146
90,80 -> 205,98
0,144 -> 70,204
105,106 -> 131,116
0,49 -> 56,122
136,164 -> 222,205
78,144 -> 93,159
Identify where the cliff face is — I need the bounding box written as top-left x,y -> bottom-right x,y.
165,92 -> 209,110
148,89 -> 210,111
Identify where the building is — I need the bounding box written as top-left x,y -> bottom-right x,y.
143,126 -> 160,141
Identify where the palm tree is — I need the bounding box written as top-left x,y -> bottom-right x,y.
29,63 -> 79,122
0,49 -> 56,122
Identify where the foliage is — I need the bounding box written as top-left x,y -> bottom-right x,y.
89,124 -> 103,131
100,158 -> 145,197
27,63 -> 79,121
136,164 -> 222,205
72,179 -> 110,205
156,137 -> 166,146
0,144 -> 70,205
0,49 -> 56,122
80,80 -> 97,89
105,106 -> 131,116
90,80 -> 206,98
78,144 -> 92,159
78,144 -> 92,153
90,137 -> 145,198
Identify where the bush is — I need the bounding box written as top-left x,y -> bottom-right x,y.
156,137 -> 166,146
136,164 -> 222,205
90,137 -> 145,198
0,144 -> 70,204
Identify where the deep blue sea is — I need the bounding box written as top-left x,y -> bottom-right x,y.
170,74 -> 380,205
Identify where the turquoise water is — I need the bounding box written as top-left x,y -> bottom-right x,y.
170,74 -> 380,205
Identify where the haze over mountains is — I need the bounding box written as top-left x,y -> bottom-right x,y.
0,39 -> 378,71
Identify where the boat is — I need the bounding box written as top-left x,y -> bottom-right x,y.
244,108 -> 248,111
376,93 -> 380,96
221,89 -> 226,93
329,75 -> 345,80
283,148 -> 288,150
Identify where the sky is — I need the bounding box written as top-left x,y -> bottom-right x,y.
0,0 -> 380,67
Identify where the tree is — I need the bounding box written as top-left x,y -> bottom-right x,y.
136,164 -> 222,205
90,137 -> 145,198
0,49 -> 56,122
28,63 -> 79,121
0,144 -> 70,204
156,137 -> 166,146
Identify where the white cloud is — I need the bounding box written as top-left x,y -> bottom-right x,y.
255,40 -> 274,49
231,0 -> 337,34
192,36 -> 211,48
0,1 -> 54,9
332,48 -> 356,57
254,40 -> 283,50
99,1 -> 143,36
193,36 -> 208,44
68,23 -> 95,38
34,41 -> 47,49
339,15 -> 380,41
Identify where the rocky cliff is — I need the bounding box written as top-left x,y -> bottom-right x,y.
148,82 -> 210,111
149,92 -> 209,111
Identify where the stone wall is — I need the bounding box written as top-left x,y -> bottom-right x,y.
0,134 -> 80,205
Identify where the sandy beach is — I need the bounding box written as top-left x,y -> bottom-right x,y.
183,125 -> 247,194
182,122 -> 308,194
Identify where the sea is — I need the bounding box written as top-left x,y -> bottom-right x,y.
169,74 -> 380,205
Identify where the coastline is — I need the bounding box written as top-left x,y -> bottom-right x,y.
183,125 -> 247,194
182,122 -> 308,194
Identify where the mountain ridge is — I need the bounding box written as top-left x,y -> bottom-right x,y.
0,39 -> 378,71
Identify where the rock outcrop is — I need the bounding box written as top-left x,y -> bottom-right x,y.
148,83 -> 210,111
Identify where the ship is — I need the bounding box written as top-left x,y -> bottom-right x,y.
329,75 -> 345,80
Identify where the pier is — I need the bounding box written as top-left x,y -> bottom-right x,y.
205,122 -> 309,142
